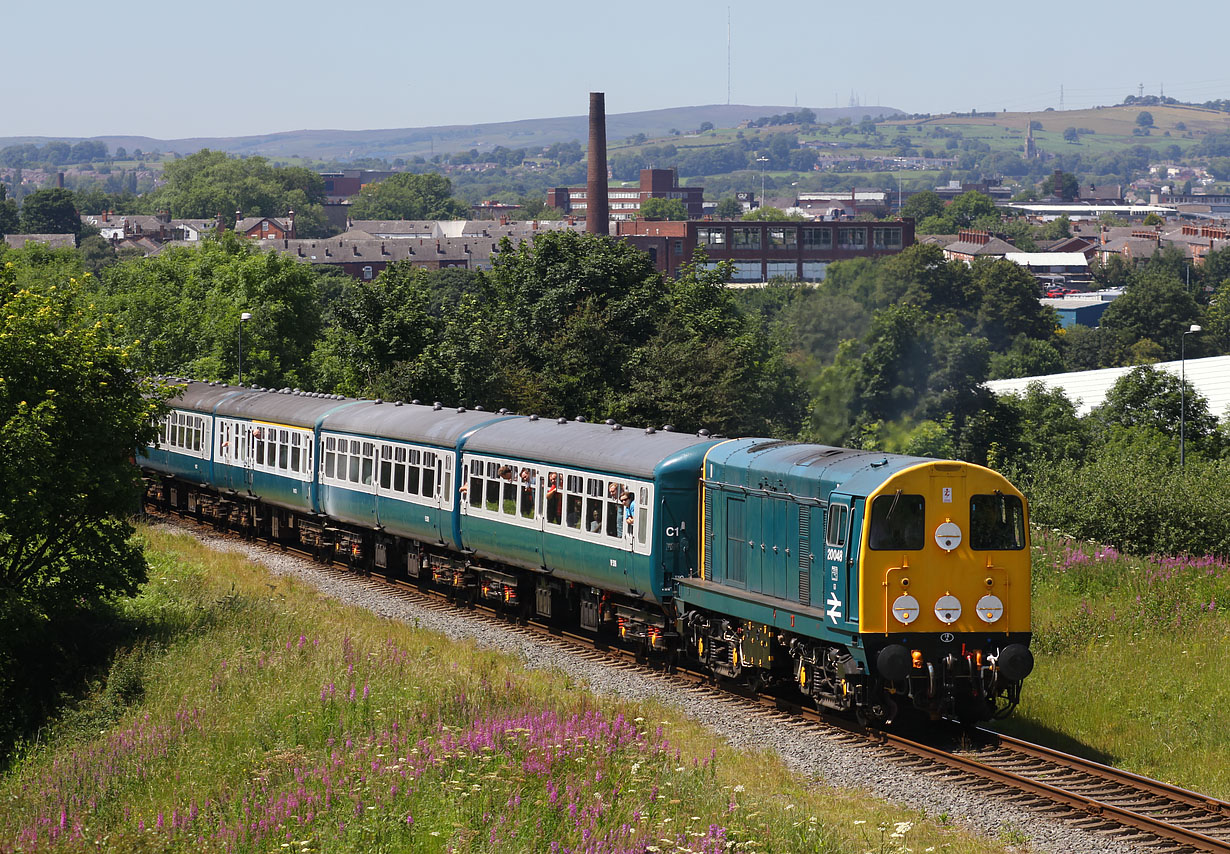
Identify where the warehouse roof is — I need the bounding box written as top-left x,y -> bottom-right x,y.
985,355 -> 1230,419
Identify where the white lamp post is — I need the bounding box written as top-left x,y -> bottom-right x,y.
757,156 -> 769,210
238,311 -> 252,385
1180,323 -> 1201,467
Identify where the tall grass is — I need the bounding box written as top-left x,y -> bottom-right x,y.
1,528 -> 1006,853
995,529 -> 1230,797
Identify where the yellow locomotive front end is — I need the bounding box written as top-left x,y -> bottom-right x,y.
857,460 -> 1034,720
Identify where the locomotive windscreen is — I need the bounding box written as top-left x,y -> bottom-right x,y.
868,492 -> 925,550
970,493 -> 1026,550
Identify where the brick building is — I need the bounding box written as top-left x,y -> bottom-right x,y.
548,168 -> 703,221
614,218 -> 915,282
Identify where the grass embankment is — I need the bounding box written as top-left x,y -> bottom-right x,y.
996,530 -> 1230,798
1,528 -> 1007,854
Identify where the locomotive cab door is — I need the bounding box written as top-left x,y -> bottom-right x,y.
824,493 -> 863,634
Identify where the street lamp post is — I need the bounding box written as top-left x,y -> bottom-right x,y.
756,156 -> 769,210
1180,323 -> 1201,467
238,311 -> 252,385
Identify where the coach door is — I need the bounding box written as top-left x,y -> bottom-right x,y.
241,422 -> 255,493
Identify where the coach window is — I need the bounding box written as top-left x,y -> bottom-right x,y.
970,493 -> 1026,550
826,504 -> 848,547
485,462 -> 500,511
584,478 -> 604,534
290,433 -> 301,472
379,446 -> 393,490
565,474 -> 584,529
606,482 -> 625,537
502,467 -> 518,515
868,493 -> 925,550
361,442 -> 375,485
278,430 -> 289,470
545,471 -> 563,525
518,468 -> 534,519
254,428 -> 266,466
422,451 -> 437,498
407,449 -> 422,495
346,440 -> 360,483
468,460 -> 484,508
392,447 -> 407,492
324,437 -> 337,479
637,487 -> 649,545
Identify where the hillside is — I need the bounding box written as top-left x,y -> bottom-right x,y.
0,104 -> 903,162
887,103 -> 1230,137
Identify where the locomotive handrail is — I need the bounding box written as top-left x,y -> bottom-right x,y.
700,479 -> 829,508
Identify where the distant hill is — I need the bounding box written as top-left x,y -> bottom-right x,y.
0,104 -> 903,162
885,103 -> 1230,136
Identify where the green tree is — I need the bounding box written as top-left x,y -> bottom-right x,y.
639,197 -> 688,221
714,196 -> 743,219
1095,365 -> 1218,455
998,382 -> 1090,468
900,189 -> 943,222
19,188 -> 81,239
349,172 -> 468,221
968,258 -> 1058,351
1100,271 -> 1201,359
96,231 -> 322,388
1063,127 -> 1079,143
311,262 -> 440,397
146,150 -> 334,238
1136,111 -> 1154,128
0,251 -> 168,748
741,206 -> 802,221
945,190 -> 997,228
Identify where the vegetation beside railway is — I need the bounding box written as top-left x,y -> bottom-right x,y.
0,527 -> 1009,853
999,529 -> 1230,799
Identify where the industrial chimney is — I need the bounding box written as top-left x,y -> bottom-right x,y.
586,92 -> 609,235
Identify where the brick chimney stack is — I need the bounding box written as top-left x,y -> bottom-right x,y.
586,92 -> 609,235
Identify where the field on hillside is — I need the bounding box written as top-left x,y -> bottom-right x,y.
0,528 -> 1006,854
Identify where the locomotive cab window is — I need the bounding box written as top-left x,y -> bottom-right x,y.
826,504 -> 848,546
970,493 -> 1026,550
868,493 -> 925,550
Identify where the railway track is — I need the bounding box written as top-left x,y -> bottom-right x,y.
149,509 -> 1230,853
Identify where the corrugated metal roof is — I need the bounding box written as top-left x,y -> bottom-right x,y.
985,355 -> 1230,419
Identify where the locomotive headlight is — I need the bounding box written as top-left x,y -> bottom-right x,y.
934,520 -> 962,552
976,594 -> 1004,623
891,594 -> 920,625
934,594 -> 962,624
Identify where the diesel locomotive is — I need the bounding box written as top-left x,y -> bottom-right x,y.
143,380 -> 1033,723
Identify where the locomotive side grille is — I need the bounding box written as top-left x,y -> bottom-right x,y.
798,505 -> 811,606
703,488 -> 713,579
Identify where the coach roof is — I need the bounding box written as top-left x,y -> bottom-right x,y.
463,418 -> 719,479
321,399 -> 516,446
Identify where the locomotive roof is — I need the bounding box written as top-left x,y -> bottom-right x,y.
705,438 -> 934,500
464,418 -> 720,479
321,399 -> 516,446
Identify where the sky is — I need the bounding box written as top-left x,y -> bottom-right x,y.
5,0 -> 1230,141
